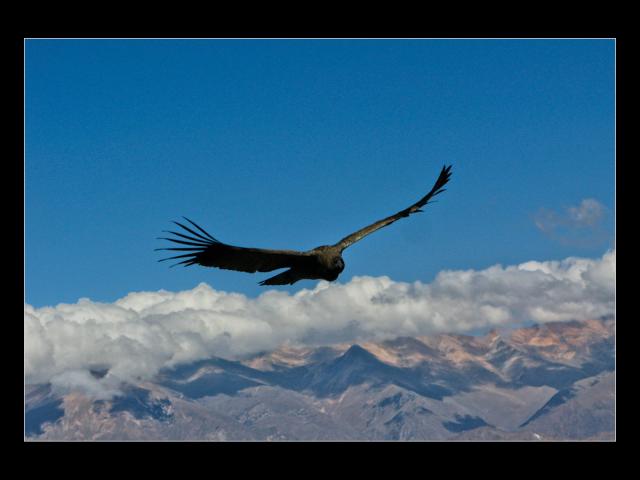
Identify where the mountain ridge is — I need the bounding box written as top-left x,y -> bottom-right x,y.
25,317 -> 615,441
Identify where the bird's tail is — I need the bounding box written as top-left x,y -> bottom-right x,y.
259,269 -> 299,286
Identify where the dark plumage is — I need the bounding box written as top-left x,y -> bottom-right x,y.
157,165 -> 452,285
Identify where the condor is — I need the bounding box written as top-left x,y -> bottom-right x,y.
157,165 -> 452,286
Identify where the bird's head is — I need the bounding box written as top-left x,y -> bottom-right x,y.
333,256 -> 345,272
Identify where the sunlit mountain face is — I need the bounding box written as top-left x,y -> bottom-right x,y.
25,317 -> 614,441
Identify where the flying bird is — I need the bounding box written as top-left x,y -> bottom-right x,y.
157,165 -> 452,286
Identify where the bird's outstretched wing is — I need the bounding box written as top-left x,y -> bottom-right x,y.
156,217 -> 312,272
334,165 -> 452,252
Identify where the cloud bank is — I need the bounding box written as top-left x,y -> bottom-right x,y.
25,250 -> 615,397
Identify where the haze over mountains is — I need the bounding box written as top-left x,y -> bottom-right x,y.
25,317 -> 614,441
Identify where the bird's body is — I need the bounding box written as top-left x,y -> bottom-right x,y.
157,165 -> 452,285
257,246 -> 345,285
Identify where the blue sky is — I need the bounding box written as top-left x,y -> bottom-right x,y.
25,39 -> 615,307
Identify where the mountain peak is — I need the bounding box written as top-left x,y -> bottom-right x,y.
345,344 -> 369,354
339,344 -> 380,363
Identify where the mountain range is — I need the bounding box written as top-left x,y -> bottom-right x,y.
25,317 -> 615,441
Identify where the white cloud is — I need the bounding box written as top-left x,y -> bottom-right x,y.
567,199 -> 606,227
49,370 -> 122,401
534,198 -> 610,247
24,250 -> 615,397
